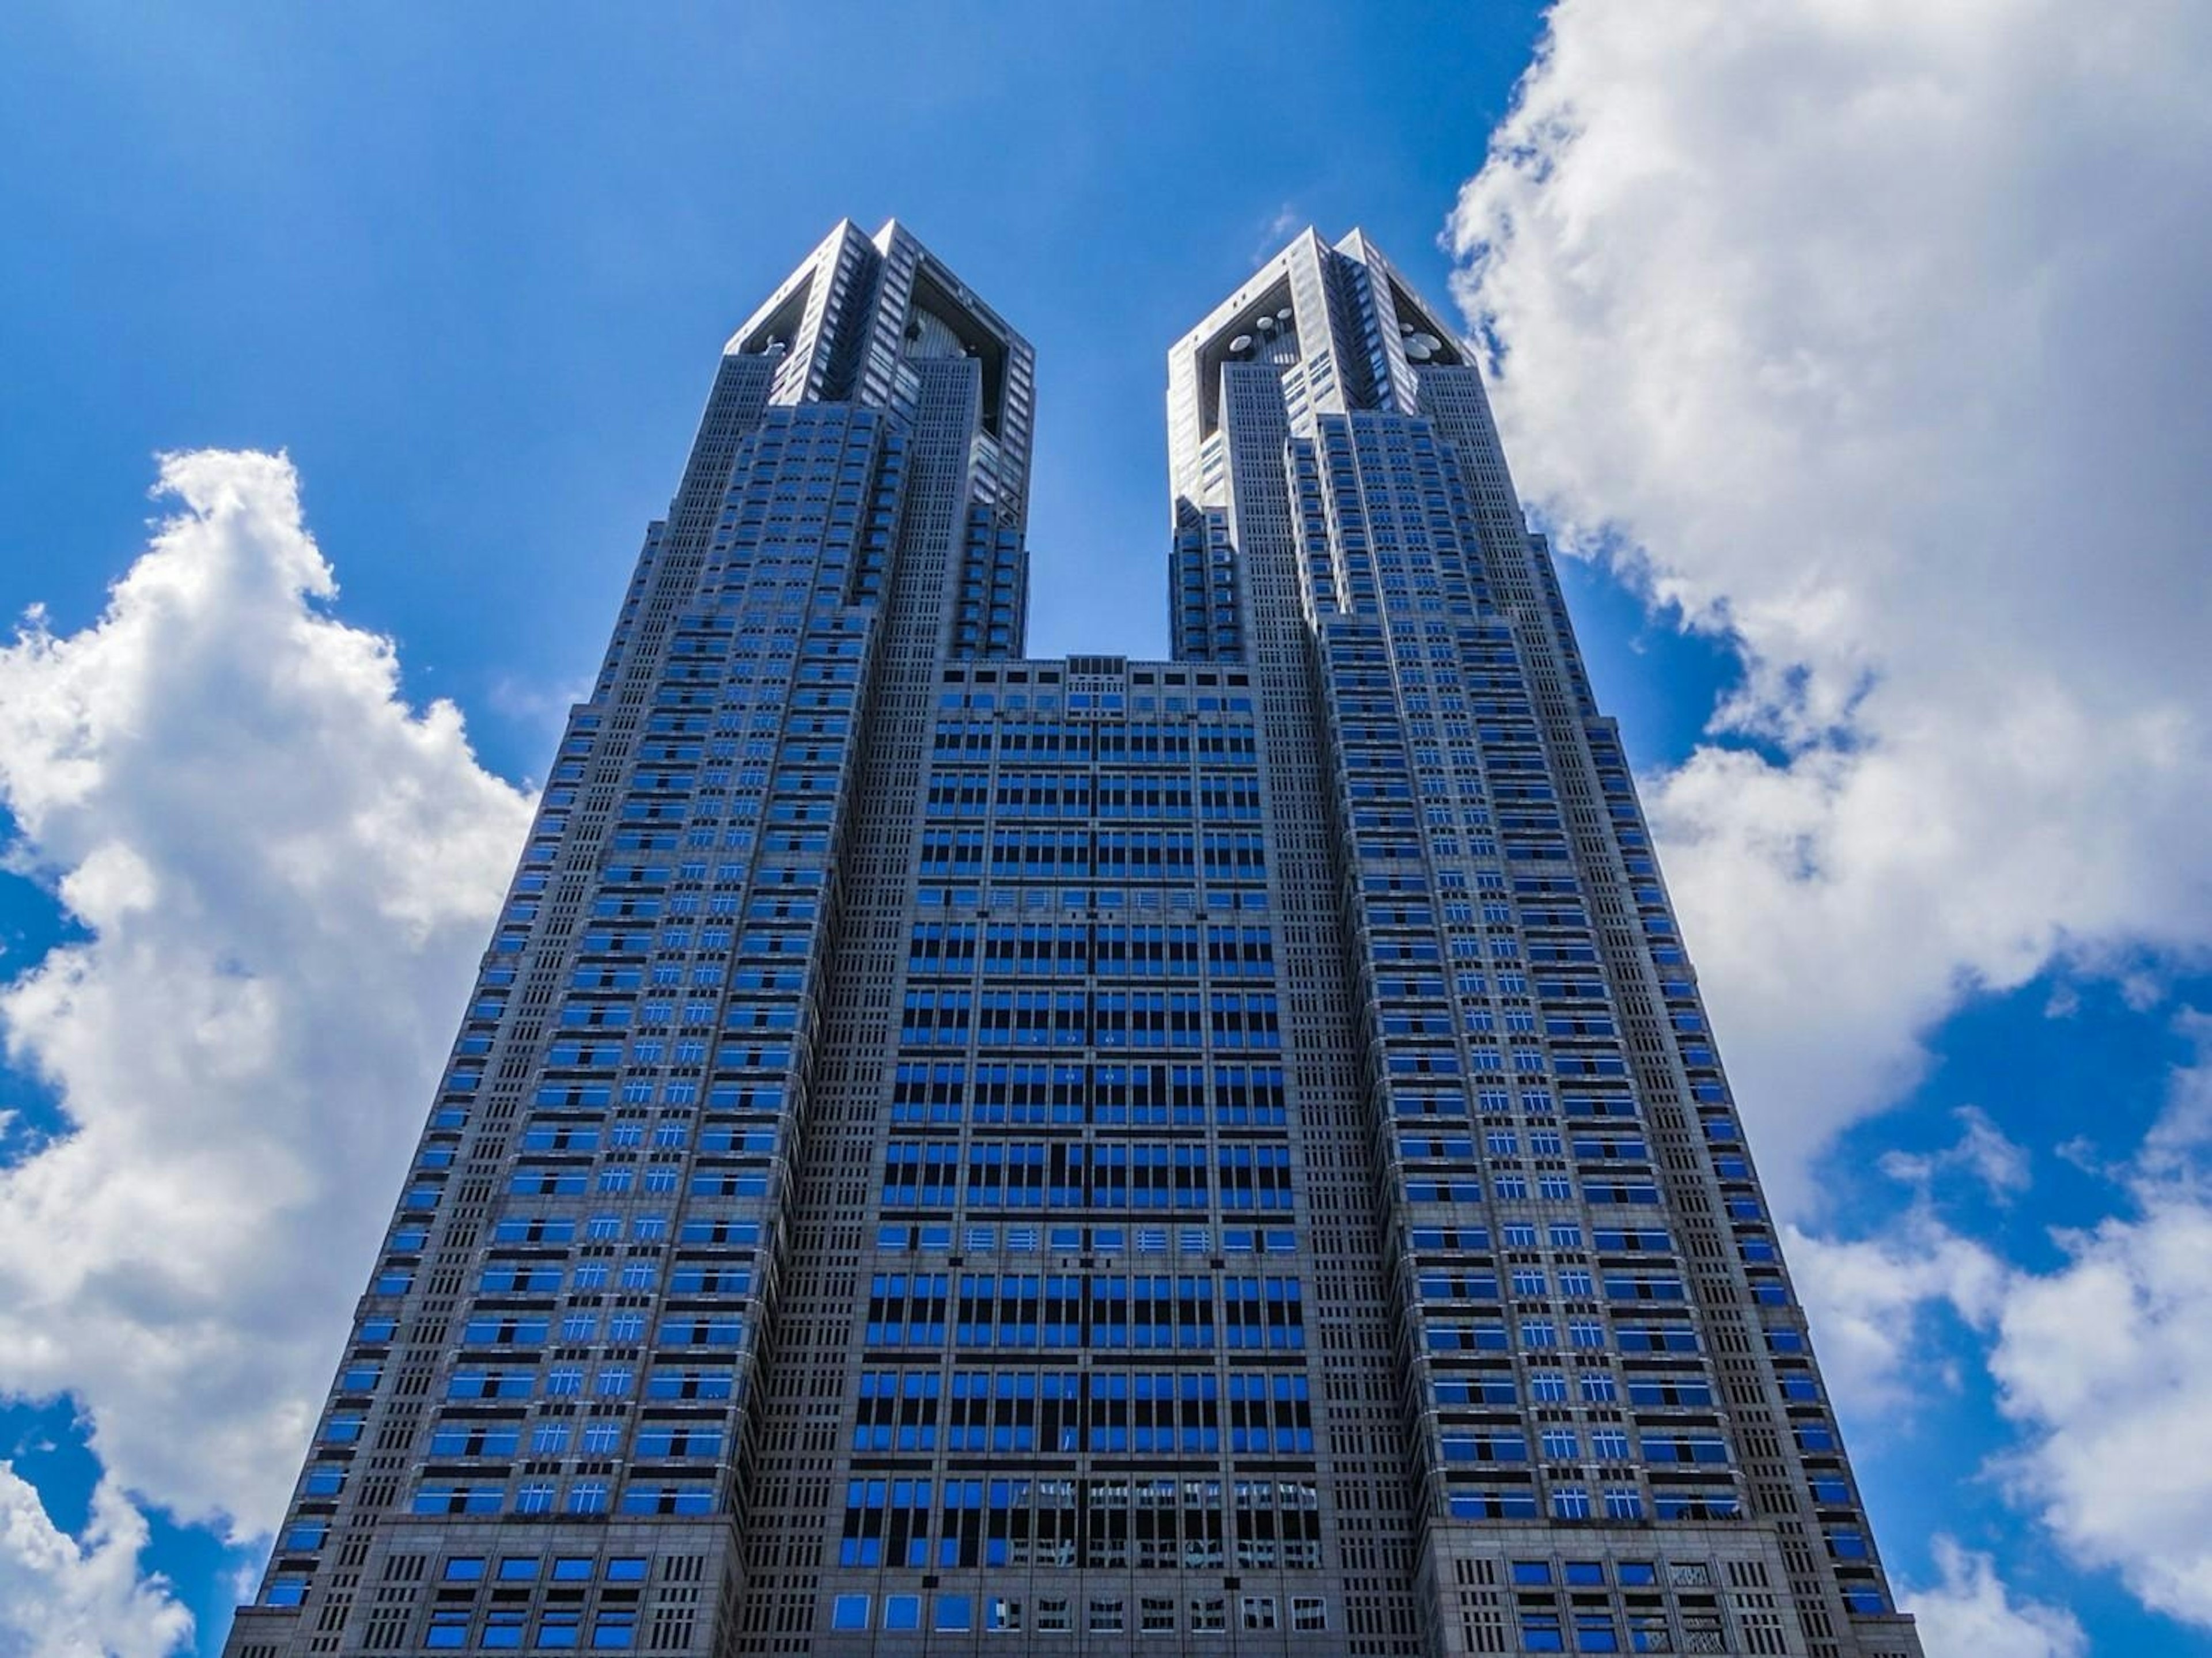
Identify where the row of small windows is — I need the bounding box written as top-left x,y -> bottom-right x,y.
1435,1425 -> 1728,1467
505,1165 -> 768,1200
908,921 -> 1272,974
897,989 -> 1280,1048
1441,1484 -> 1739,1524
893,1059 -> 1287,1126
863,1272 -> 1305,1351
930,726 -> 1258,759
451,1284 -> 748,1343
414,1418 -> 718,1460
881,1140 -> 1291,1210
1403,1173 -> 1661,1208
873,1221 -> 1296,1257
388,1213 -> 763,1259
828,1591 -> 1324,1637
1418,1266 -> 1685,1303
1424,1315 -> 1699,1356
265,1553 -> 653,1619
1409,1222 -> 1674,1253
526,1079 -> 790,1114
293,1457 -> 726,1519
924,780 -> 1269,820
908,884 -> 1272,915
440,1359 -> 739,1402
513,1123 -> 775,1155
1399,1127 -> 1650,1161
934,692 -> 1256,716
470,1256 -> 737,1298
838,1474 -> 1320,1571
1427,1367 -> 1710,1410
450,1308 -> 745,1352
853,1366 -> 1312,1454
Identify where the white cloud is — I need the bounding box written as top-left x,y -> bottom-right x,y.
486,673 -> 592,744
1880,1105 -> 2032,1203
1900,1536 -> 2085,1658
0,1466 -> 193,1658
1796,1026 -> 2212,1629
1252,204 -> 1306,265
2139,1006 -> 2212,1171
0,450 -> 533,1536
1448,0 -> 2212,1202
1784,1215 -> 2002,1414
1794,1182 -> 2212,1629
1987,1183 -> 2212,1627
1793,1168 -> 2212,1634
1798,1191 -> 2212,1632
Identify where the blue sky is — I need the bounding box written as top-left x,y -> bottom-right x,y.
2,5 -> 2209,1655
0,1 -> 1543,780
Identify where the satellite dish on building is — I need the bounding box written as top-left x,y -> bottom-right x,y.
1230,335 -> 1253,354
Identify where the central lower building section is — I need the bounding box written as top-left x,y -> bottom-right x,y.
751,652 -> 1399,1648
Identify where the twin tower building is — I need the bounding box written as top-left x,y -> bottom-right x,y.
225,222 -> 1922,1658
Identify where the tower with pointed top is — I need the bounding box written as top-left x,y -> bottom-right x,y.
224,222 -> 1919,1658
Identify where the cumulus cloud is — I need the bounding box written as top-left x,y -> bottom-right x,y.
1784,1215 -> 2002,1413
0,1466 -> 193,1658
487,672 -> 593,741
1879,1105 -> 2033,1204
1449,0 -> 2212,1200
1987,1184 -> 2212,1625
1796,1190 -> 2212,1631
2139,1006 -> 2212,1171
1795,1026 -> 2212,1628
1797,1187 -> 2212,1629
1900,1536 -> 2085,1658
1991,1193 -> 2212,1627
0,451 -> 533,1535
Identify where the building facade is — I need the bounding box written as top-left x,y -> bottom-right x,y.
224,222 -> 1922,1658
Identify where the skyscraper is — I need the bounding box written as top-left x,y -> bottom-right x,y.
224,221 -> 1922,1658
